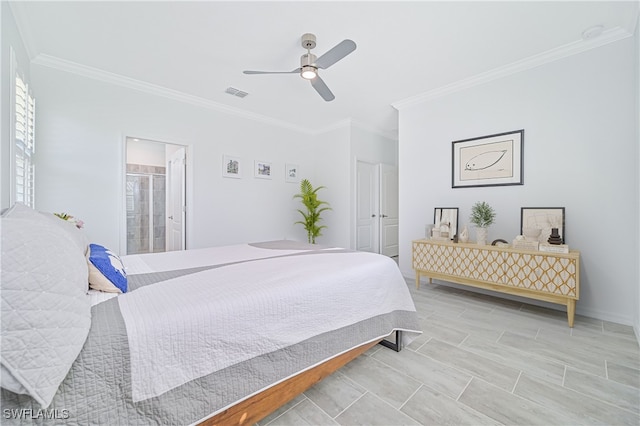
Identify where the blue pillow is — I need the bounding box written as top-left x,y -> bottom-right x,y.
87,244 -> 128,293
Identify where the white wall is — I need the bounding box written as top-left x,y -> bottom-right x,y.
398,37 -> 638,325
350,124 -> 397,167
312,125 -> 351,248
30,65 -> 320,253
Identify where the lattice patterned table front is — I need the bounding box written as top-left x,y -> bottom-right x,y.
413,242 -> 457,276
412,239 -> 580,326
452,246 -> 505,285
503,252 -> 578,296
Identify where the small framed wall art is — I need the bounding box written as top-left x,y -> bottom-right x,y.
222,155 -> 242,178
254,160 -> 272,179
285,163 -> 300,183
452,129 -> 524,188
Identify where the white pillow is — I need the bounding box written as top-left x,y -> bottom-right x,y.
1,203 -> 91,407
39,211 -> 89,255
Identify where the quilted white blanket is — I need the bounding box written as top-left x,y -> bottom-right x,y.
122,242 -> 326,274
118,246 -> 418,402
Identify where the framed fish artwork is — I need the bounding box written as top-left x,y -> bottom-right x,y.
452,129 -> 524,188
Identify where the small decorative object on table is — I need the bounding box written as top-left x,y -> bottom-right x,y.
491,239 -> 509,247
539,242 -> 570,253
425,224 -> 435,239
469,201 -> 495,245
512,235 -> 539,251
522,227 -> 541,241
548,227 -> 563,245
458,225 -> 469,243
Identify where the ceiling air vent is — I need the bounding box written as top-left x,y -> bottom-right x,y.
225,87 -> 249,98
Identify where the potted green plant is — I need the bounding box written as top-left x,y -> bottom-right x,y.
469,201 -> 496,245
294,179 -> 331,244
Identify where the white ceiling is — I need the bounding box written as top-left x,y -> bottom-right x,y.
9,1 -> 639,136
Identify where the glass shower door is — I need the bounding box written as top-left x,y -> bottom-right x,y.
126,172 -> 166,254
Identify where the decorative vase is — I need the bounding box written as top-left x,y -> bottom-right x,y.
476,227 -> 488,245
425,224 -> 435,239
459,225 -> 469,243
548,227 -> 563,245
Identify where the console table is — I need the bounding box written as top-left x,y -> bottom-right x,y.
412,239 -> 580,327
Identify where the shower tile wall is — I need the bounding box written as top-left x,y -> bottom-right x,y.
126,164 -> 166,255
152,175 -> 166,253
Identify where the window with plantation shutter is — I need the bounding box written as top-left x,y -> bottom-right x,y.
13,72 -> 36,207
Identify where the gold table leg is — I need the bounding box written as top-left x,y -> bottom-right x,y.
567,299 -> 576,328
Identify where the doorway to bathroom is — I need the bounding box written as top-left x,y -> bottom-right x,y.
125,137 -> 186,255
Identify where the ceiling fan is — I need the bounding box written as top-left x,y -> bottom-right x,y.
243,33 -> 356,102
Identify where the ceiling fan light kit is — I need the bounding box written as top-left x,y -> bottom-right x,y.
301,66 -> 317,80
300,53 -> 318,80
243,33 -> 356,101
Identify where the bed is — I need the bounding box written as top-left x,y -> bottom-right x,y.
1,204 -> 421,425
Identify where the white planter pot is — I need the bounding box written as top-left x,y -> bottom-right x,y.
476,227 -> 488,245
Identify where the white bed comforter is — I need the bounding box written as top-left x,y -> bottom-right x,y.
118,246 -> 418,402
121,242 -> 328,274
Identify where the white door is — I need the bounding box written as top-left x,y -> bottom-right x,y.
356,161 -> 378,252
166,147 -> 186,251
380,164 -> 399,257
355,162 -> 399,256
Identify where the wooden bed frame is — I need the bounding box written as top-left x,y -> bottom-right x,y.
198,339 -> 380,426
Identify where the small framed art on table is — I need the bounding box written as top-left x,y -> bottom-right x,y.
521,207 -> 565,244
433,207 -> 459,240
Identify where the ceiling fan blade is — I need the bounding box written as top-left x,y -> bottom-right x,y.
310,75 -> 335,101
243,68 -> 300,75
315,39 -> 356,69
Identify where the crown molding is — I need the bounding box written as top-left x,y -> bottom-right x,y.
351,120 -> 398,141
312,118 -> 352,135
31,54 -> 316,135
30,25 -> 630,139
312,118 -> 398,141
29,53 -> 398,140
392,26 -> 633,110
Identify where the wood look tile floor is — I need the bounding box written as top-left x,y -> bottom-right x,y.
257,280 -> 640,426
